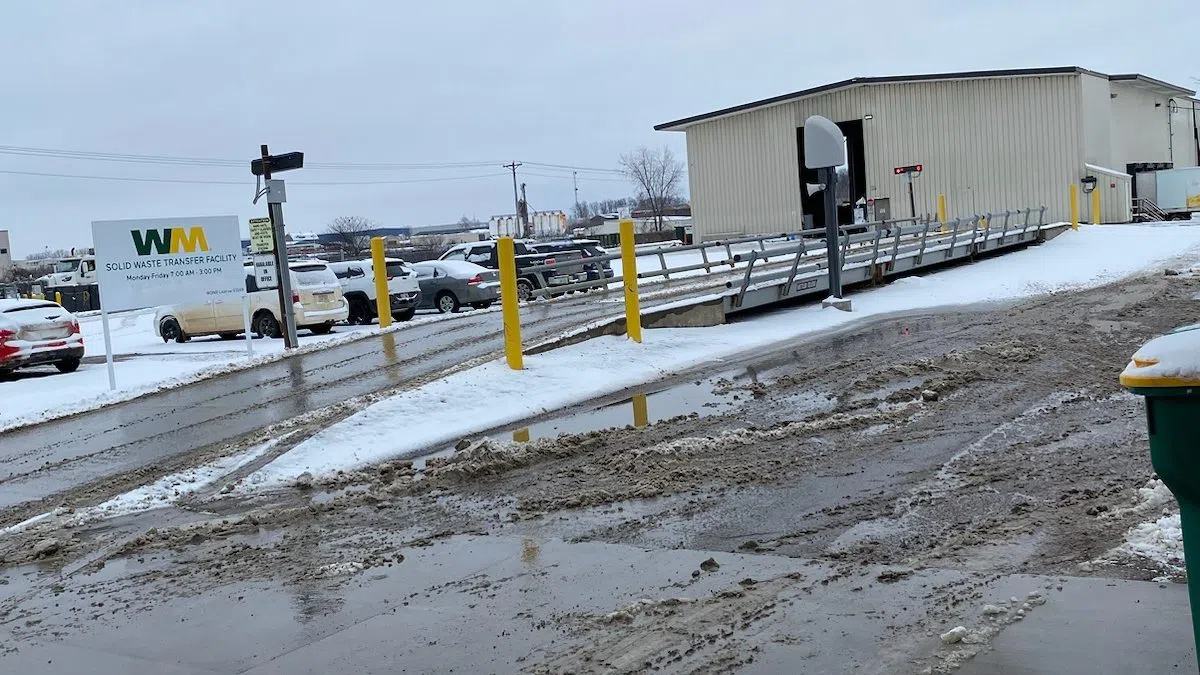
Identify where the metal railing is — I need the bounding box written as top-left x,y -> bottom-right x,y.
519,207 -> 1046,301
726,207 -> 1047,306
1133,197 -> 1169,222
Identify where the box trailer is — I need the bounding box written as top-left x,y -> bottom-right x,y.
1137,167 -> 1200,220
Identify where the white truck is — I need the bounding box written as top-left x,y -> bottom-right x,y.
1137,166 -> 1200,220
37,255 -> 97,288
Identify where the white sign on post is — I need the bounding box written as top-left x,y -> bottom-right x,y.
253,253 -> 278,289
91,215 -> 246,389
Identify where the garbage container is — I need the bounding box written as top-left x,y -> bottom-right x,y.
1121,322 -> 1200,666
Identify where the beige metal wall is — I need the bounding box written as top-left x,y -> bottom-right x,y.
682,74 -> 1083,241
1110,81 -> 1173,168
1080,74 -> 1114,168
1085,165 -> 1133,223
1169,99 -> 1200,168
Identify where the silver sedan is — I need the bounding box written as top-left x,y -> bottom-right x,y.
410,260 -> 501,313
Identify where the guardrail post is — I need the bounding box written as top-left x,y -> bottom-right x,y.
783,247 -> 803,297
998,211 -> 1011,245
1020,208 -> 1032,237
967,215 -> 981,254
1070,184 -> 1079,230
948,218 -> 962,254
497,237 -> 524,369
980,212 -> 993,251
916,221 -> 930,264
889,223 -> 902,266
620,219 -> 642,343
724,242 -> 734,268
700,246 -> 711,273
735,250 -> 758,308
370,237 -> 392,329
657,251 -> 670,279
1038,206 -> 1046,226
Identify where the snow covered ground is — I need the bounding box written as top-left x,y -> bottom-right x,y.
240,224 -> 1200,488
0,307 -> 463,432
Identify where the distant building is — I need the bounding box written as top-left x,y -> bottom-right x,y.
656,66 -> 1200,240
0,230 -> 12,276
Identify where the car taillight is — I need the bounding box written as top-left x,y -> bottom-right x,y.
292,293 -> 300,304
69,321 -> 80,335
467,274 -> 483,285
0,329 -> 13,343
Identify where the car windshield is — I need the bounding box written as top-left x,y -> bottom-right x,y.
54,260 -> 79,273
291,264 -> 335,287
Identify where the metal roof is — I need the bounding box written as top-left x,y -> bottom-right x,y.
655,66 -> 1196,131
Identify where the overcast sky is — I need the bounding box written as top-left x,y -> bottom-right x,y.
0,0 -> 1195,256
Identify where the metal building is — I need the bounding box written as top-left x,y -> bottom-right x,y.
655,67 -> 1199,241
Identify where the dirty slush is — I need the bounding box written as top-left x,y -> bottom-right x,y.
1,270 -> 1195,673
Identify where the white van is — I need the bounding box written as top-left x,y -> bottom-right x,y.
327,258 -> 422,324
154,261 -> 349,342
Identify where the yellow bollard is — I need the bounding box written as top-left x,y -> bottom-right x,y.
370,237 -> 392,329
619,219 -> 642,343
1069,184 -> 1079,230
631,393 -> 649,428
55,291 -> 62,305
937,194 -> 947,223
497,237 -> 524,370
1092,187 -> 1102,225
512,428 -> 530,443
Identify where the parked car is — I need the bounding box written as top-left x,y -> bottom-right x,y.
530,239 -> 615,283
328,258 -> 421,324
439,240 -> 584,301
410,260 -> 500,313
155,261 -> 349,342
0,299 -> 84,375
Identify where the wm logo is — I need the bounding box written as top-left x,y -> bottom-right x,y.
131,227 -> 209,256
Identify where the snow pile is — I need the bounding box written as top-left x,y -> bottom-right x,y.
1120,324 -> 1200,384
1121,513 -> 1185,571
245,224 -> 1200,487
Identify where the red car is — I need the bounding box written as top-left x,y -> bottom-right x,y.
0,299 -> 84,376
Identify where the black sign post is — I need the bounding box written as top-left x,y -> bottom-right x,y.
894,164 -> 924,219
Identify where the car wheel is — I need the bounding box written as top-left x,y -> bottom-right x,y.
470,301 -> 493,310
393,309 -> 416,322
253,311 -> 282,339
217,332 -> 239,340
435,291 -> 460,314
159,317 -> 189,344
348,297 -> 372,325
308,323 -> 334,335
516,279 -> 534,302
55,357 -> 81,373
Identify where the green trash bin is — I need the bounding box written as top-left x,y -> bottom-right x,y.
1121,322 -> 1200,668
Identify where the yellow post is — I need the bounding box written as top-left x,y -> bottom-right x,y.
937,194 -> 947,223
1092,187 -> 1102,225
370,237 -> 392,329
1069,184 -> 1079,230
631,393 -> 649,428
619,219 -> 642,344
497,237 -> 524,370
55,291 -> 62,305
512,428 -> 530,443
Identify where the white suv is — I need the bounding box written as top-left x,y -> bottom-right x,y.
328,258 -> 422,324
155,261 -> 349,342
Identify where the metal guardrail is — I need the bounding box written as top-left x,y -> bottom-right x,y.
521,207 -> 1046,301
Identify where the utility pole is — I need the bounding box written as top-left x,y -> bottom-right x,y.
503,162 -> 522,238
573,170 -> 579,217
520,183 -> 530,237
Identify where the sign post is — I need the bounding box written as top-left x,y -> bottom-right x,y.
91,215 -> 245,390
252,145 -> 303,349
894,164 -> 924,219
804,115 -> 850,311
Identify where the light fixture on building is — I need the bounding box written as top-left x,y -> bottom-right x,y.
1081,176 -> 1098,194
863,114 -> 874,120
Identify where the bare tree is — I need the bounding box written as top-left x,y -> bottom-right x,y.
457,215 -> 484,230
620,146 -> 685,232
25,248 -> 73,261
326,216 -> 377,257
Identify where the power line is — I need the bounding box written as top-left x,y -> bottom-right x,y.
0,168 -> 509,186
